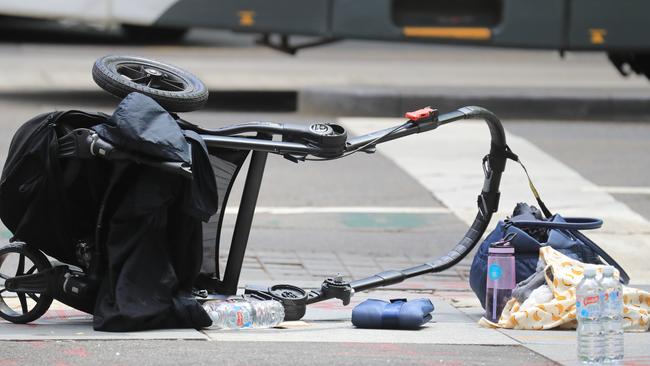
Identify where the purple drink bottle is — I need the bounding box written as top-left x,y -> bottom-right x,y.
485,233 -> 516,323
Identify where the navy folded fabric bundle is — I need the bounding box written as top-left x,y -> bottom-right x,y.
351,298 -> 434,330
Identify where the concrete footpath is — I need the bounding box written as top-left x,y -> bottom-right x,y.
1,255 -> 649,365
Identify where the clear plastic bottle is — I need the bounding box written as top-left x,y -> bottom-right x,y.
250,298 -> 286,328
576,267 -> 604,364
203,297 -> 285,330
600,266 -> 624,363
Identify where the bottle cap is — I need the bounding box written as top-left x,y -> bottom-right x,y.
489,233 -> 516,254
488,246 -> 514,254
603,266 -> 614,276
584,267 -> 597,277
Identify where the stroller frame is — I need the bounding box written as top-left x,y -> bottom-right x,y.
0,104 -> 510,322
185,105 -> 509,319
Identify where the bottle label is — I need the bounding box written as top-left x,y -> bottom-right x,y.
488,264 -> 502,280
576,295 -> 600,319
232,305 -> 252,328
602,289 -> 622,314
583,295 -> 598,306
236,311 -> 244,327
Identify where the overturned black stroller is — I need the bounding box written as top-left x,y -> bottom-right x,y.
0,56 -> 512,331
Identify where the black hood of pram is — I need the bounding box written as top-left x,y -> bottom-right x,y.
93,92 -> 192,165
0,95 -> 219,331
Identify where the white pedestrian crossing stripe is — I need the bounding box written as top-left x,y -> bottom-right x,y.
340,117 -> 650,284
223,206 -> 451,215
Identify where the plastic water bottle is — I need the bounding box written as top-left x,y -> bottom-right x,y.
485,234 -> 516,323
576,267 -> 604,363
203,297 -> 285,330
600,266 -> 624,363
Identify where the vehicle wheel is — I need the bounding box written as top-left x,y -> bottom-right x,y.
121,24 -> 189,41
0,243 -> 54,324
92,55 -> 209,112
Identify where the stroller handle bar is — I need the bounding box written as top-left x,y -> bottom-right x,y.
61,106 -> 506,183
197,106 -> 506,158
313,106 -> 509,300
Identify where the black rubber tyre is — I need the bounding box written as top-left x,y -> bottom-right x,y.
0,243 -> 54,324
92,55 -> 209,112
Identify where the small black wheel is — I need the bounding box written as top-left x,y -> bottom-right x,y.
0,243 -> 54,323
92,55 -> 209,112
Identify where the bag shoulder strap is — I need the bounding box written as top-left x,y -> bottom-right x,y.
502,146 -> 553,218
509,217 -> 603,230
572,230 -> 631,285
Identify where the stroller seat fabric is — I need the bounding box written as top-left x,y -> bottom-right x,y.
0,93 -> 218,331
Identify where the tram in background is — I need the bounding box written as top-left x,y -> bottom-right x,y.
0,0 -> 648,79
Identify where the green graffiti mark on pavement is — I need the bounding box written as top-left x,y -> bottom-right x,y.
341,213 -> 432,229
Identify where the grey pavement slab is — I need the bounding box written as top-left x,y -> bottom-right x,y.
501,329 -> 650,366
455,306 -> 487,323
204,290 -> 517,345
205,321 -> 518,345
0,340 -> 557,366
448,306 -> 650,366
0,303 -> 207,341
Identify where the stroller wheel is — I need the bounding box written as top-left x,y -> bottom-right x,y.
0,243 -> 54,324
92,55 -> 209,112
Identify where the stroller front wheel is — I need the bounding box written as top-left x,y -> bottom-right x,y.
92,55 -> 209,112
0,243 -> 54,324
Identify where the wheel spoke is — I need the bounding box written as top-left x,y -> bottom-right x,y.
16,254 -> 25,276
119,65 -> 148,81
121,65 -> 143,74
162,76 -> 184,86
130,75 -> 150,83
27,292 -> 40,302
159,79 -> 184,91
26,266 -> 36,275
18,293 -> 28,314
0,273 -> 8,280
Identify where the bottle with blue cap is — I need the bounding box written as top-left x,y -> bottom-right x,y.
485,233 -> 516,323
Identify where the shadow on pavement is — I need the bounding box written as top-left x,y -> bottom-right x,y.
0,90 -> 298,112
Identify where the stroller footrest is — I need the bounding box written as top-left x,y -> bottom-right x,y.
5,266 -> 67,293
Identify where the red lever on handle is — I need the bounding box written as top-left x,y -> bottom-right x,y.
405,107 -> 435,122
